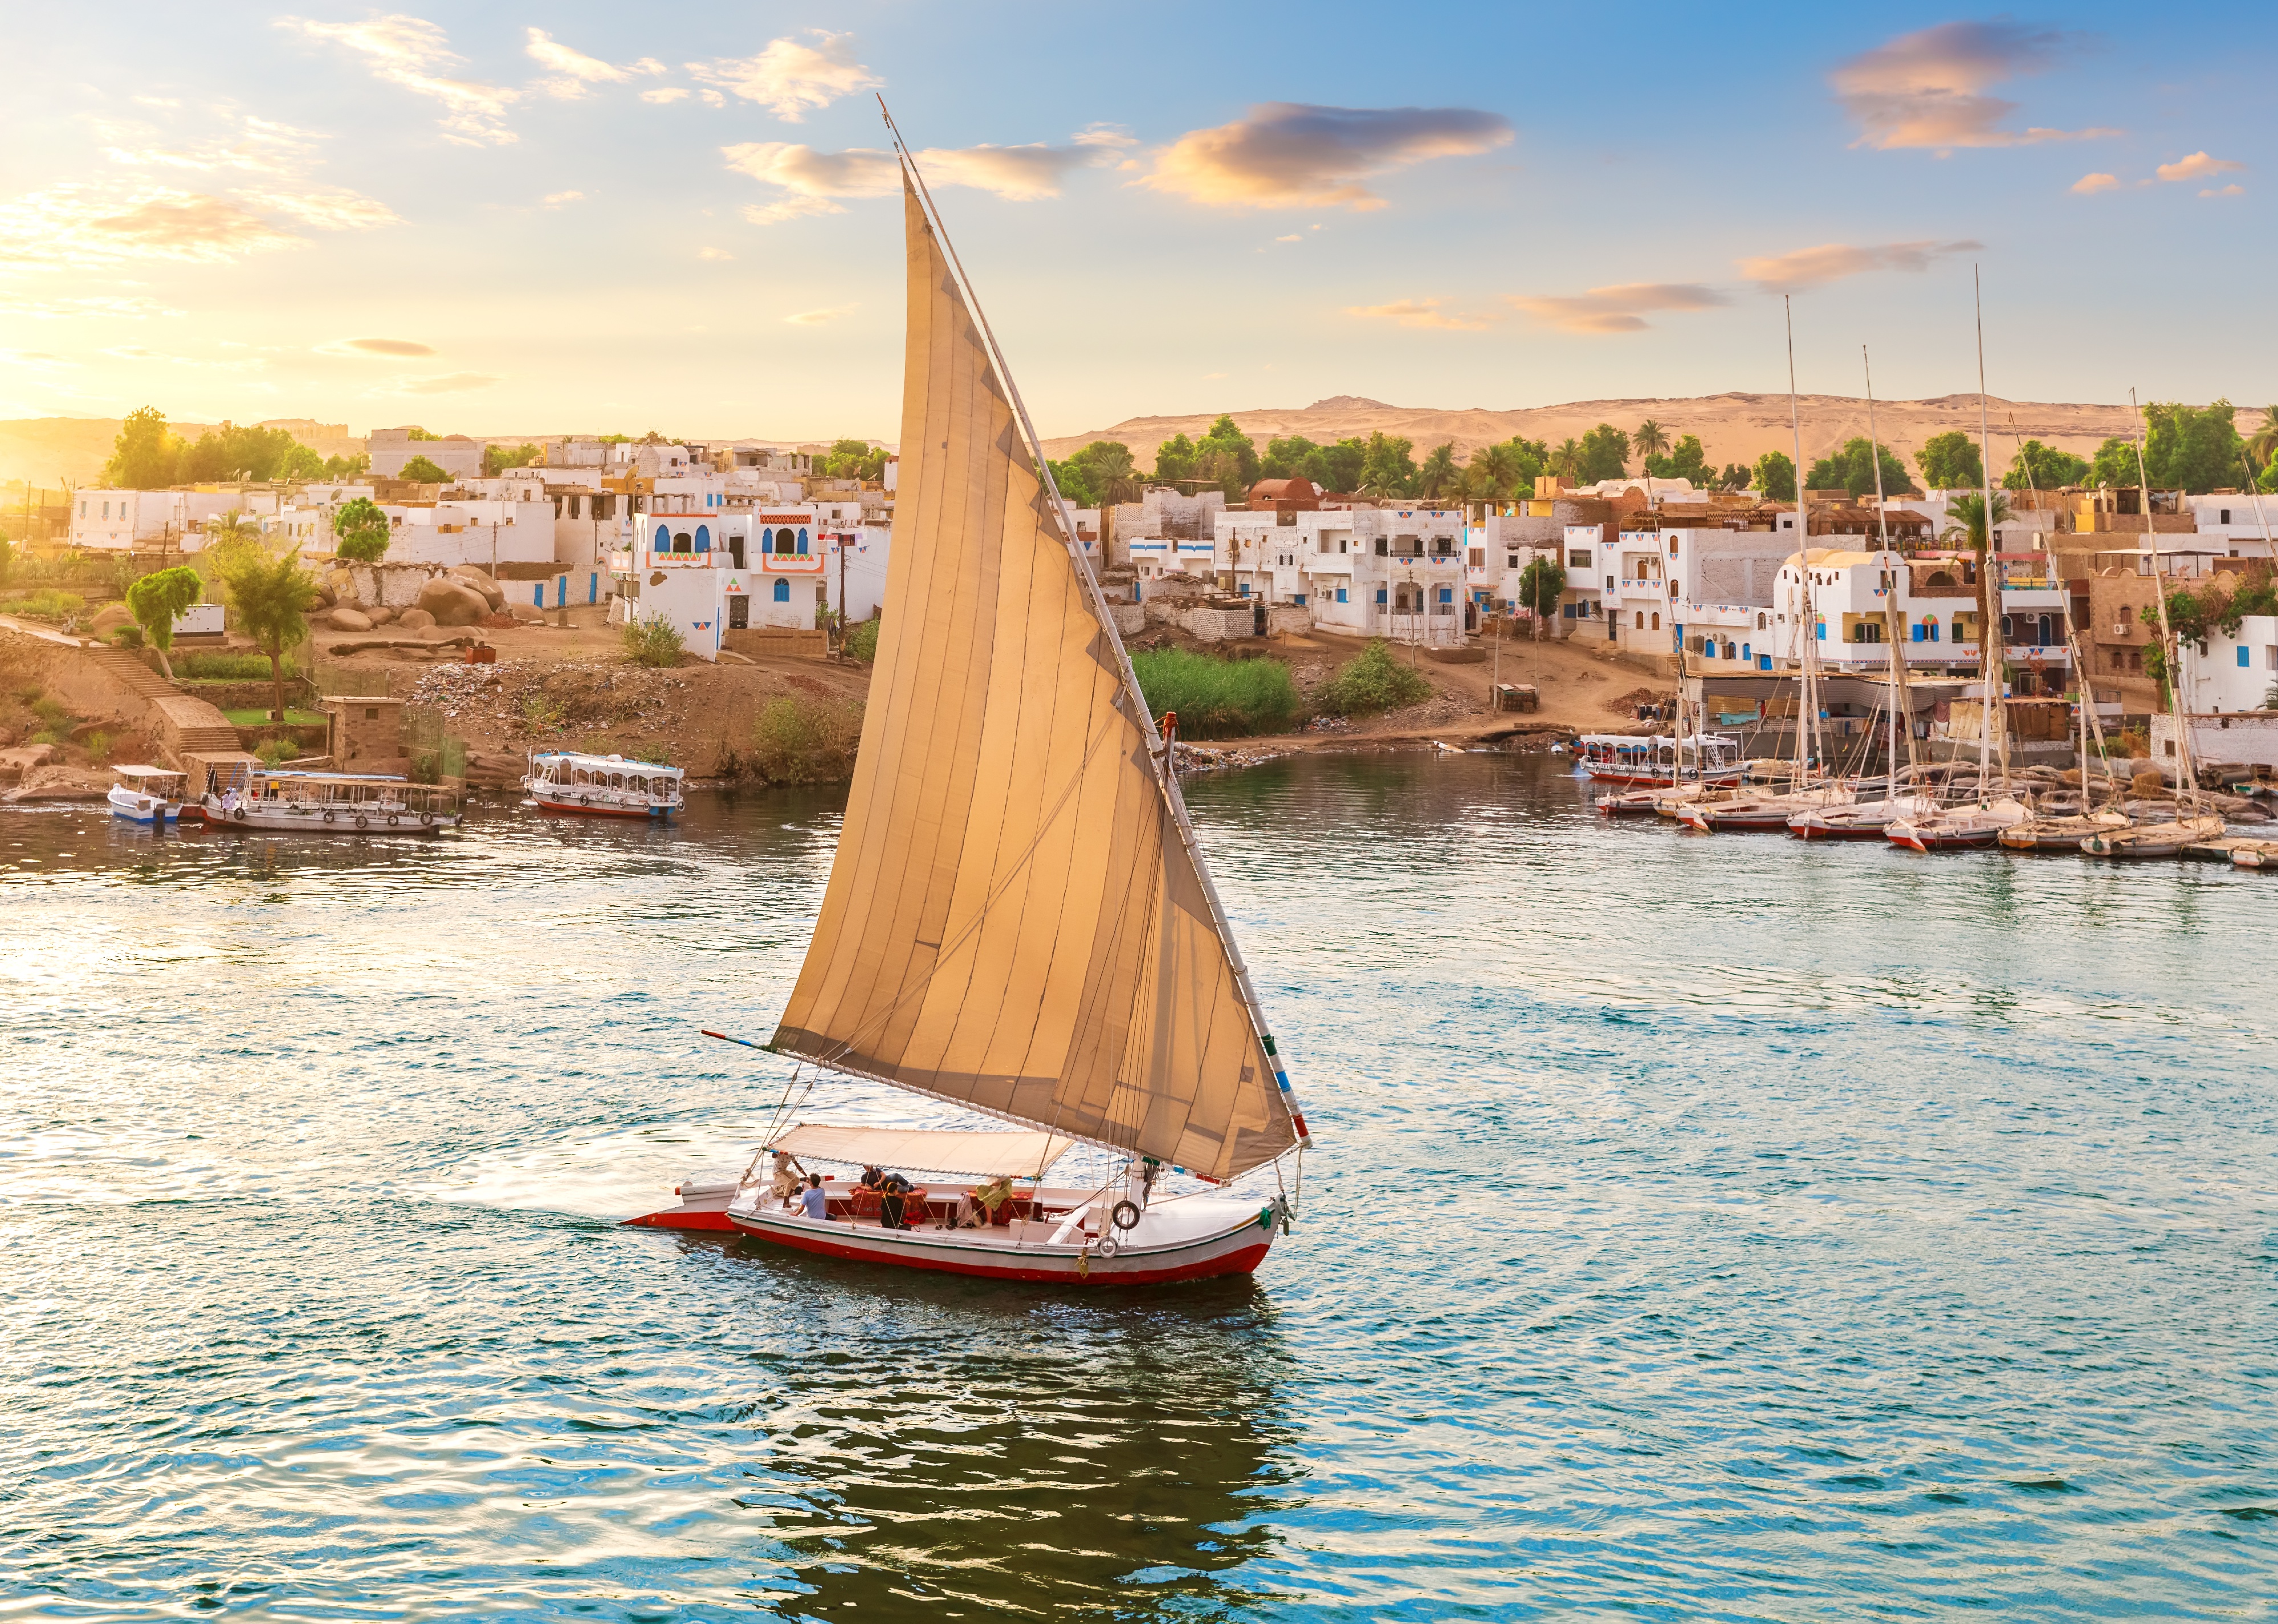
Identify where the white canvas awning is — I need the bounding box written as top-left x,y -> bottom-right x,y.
767,1123 -> 1073,1178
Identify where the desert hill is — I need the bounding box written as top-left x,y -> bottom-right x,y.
1038,393 -> 2271,479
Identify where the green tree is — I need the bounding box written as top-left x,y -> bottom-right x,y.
1576,423 -> 1631,483
2000,439 -> 2089,492
1716,462 -> 1754,491
1261,435 -> 1319,479
1193,415 -> 1260,495
1805,436 -> 1918,499
2085,436 -> 2139,489
2247,407 -> 2278,479
1315,437 -> 1367,493
332,497 -> 392,563
1415,442 -> 1460,500
2141,399 -> 2247,493
280,444 -> 326,480
482,441 -> 543,476
1632,419 -> 1670,464
1515,556 -> 1565,620
219,545 -> 316,721
1914,430 -> 1985,491
1152,432 -> 1197,483
104,406 -> 182,489
1940,491 -> 2013,551
1070,440 -> 1140,504
125,564 -> 203,680
398,454 -> 451,483
321,452 -> 370,480
1048,455 -> 1099,507
174,421 -> 301,482
1358,432 -> 1416,497
1753,450 -> 1797,501
1644,433 -> 1715,484
405,426 -> 442,442
1549,438 -> 1583,480
1464,442 -> 1522,503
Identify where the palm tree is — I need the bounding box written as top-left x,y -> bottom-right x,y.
221,546 -> 316,721
1083,441 -> 1142,505
1633,418 -> 1670,468
1550,439 -> 1583,482
1940,491 -> 2014,552
1466,443 -> 1519,503
2248,406 -> 2278,482
1416,442 -> 1460,500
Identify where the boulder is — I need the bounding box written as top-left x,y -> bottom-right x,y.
367,605 -> 398,626
397,606 -> 437,631
0,742 -> 61,784
90,605 -> 134,637
328,607 -> 374,632
4,764 -> 114,802
508,600 -> 545,623
446,565 -> 506,611
416,577 -> 490,627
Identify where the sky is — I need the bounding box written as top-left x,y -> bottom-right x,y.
0,1 -> 2271,444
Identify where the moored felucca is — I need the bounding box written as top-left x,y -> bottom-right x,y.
635,117 -> 1307,1286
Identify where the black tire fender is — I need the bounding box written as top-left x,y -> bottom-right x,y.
354,814 -> 369,830
1110,1199 -> 1142,1232
232,807 -> 247,823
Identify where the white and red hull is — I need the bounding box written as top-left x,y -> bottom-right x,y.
529,792 -> 677,820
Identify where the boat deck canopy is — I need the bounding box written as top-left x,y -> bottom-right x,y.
767,1123 -> 1074,1179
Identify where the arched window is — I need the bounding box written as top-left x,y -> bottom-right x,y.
773,579 -> 790,602
797,527 -> 811,556
672,531 -> 692,553
695,524 -> 711,554
653,524 -> 669,551
1651,613 -> 1660,630
1757,612 -> 1766,630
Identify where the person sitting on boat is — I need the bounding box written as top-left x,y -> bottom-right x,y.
769,1151 -> 802,1206
964,1175 -> 1015,1228
874,1168 -> 916,1230
795,1173 -> 830,1222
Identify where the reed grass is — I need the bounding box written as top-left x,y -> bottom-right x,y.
1129,648 -> 1300,738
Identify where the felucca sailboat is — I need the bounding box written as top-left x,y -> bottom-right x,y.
630,121 -> 1309,1284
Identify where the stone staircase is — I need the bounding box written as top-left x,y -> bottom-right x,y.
84,646 -> 180,701
80,647 -> 245,762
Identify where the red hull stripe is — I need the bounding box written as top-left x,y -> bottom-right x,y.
622,1207 -> 738,1231
533,801 -> 671,820
733,1224 -> 1272,1284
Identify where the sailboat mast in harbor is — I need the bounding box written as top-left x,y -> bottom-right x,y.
1972,267 -> 2007,802
1784,296 -> 1817,785
1865,345 -> 1918,783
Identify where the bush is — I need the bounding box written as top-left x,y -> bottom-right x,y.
109,625 -> 144,648
844,614 -> 880,662
255,738 -> 299,766
1315,639 -> 1433,716
8,588 -> 84,621
177,650 -> 282,680
621,614 -> 685,667
1130,647 -> 1300,738
752,695 -> 862,784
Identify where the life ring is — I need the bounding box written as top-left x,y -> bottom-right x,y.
323,809 -> 335,823
1096,1237 -> 1120,1259
419,810 -> 434,827
231,807 -> 247,823
580,793 -> 591,806
1110,1199 -> 1141,1232
354,814 -> 369,829
386,814 -> 399,827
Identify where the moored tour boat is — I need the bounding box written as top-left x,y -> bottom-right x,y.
523,750 -> 686,818
2082,814 -> 2227,860
1575,731 -> 1743,787
1788,794 -> 1937,840
107,765 -> 186,825
1682,787 -> 1849,833
1996,809 -> 2133,853
631,127 -> 1308,1288
196,760 -> 462,833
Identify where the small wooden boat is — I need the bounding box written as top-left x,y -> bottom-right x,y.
2181,835 -> 2257,863
523,750 -> 686,818
197,761 -> 462,833
1789,794 -> 1937,840
1595,786 -> 1666,816
2228,839 -> 2278,869
1682,790 -> 1849,833
107,764 -> 186,824
1886,798 -> 2029,852
2081,815 -> 2227,859
1996,810 -> 2132,852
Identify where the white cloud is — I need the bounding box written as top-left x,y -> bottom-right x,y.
1737,238 -> 1980,292
277,14 -> 520,146
328,337 -> 434,357
1508,283 -> 1729,334
641,87 -> 689,104
524,27 -> 666,99
1831,22 -> 2116,152
2157,151 -> 2244,183
94,113 -> 317,177
2071,172 -> 2122,195
698,246 -> 733,261
784,303 -> 857,325
1142,103 -> 1513,210
1344,297 -> 1494,331
1275,234 -> 1301,242
2201,183 -> 2245,198
0,185 -> 298,267
725,134 -> 1123,220
541,190 -> 584,208
688,31 -> 879,121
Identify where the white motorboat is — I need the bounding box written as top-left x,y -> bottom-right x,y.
197,761 -> 462,833
523,750 -> 686,819
107,765 -> 186,824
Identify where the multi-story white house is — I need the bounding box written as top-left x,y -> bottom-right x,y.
2184,493 -> 2278,561
1211,505 -> 1466,642
1757,547 -> 2072,687
607,504 -> 891,656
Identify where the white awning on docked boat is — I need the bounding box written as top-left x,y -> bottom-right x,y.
765,1123 -> 1074,1178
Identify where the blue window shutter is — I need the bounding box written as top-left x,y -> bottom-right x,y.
696,525 -> 711,553
2242,647 -> 2252,667
653,524 -> 669,550
773,580 -> 789,602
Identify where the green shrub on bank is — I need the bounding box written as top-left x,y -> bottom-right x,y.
7,588 -> 84,621
621,615 -> 685,667
1129,648 -> 1300,738
1315,639 -> 1432,716
177,650 -> 282,681
752,695 -> 863,784
844,614 -> 880,662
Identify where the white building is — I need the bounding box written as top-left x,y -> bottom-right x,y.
1210,505 -> 1466,641
368,429 -> 485,480
2178,613 -> 2278,712
70,487 -> 297,551
608,505 -> 890,659
1757,547 -> 2071,685
2184,493 -> 2278,561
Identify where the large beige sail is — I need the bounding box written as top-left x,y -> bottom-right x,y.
770,179 -> 1303,1182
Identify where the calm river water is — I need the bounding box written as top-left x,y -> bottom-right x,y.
4,752 -> 2275,1621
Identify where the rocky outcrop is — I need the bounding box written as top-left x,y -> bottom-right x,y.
368,605 -> 397,626
447,565 -> 506,612
328,607 -> 374,632
90,605 -> 133,638
3,764 -> 114,802
0,742 -> 60,784
397,607 -> 437,631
